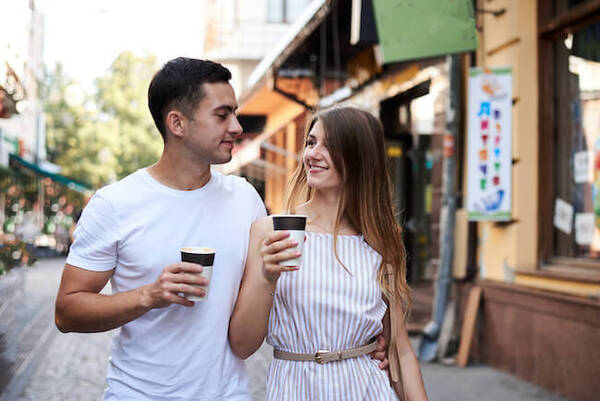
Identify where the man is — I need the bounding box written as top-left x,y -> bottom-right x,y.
55,58 -> 265,400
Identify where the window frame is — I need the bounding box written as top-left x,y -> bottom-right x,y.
538,0 -> 600,281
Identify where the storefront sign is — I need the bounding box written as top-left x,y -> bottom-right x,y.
467,67 -> 513,221
372,0 -> 477,64
554,198 -> 574,235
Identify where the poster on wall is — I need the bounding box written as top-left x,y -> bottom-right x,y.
467,67 -> 513,221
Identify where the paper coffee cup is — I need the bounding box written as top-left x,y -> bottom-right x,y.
180,247 -> 215,302
272,215 -> 307,267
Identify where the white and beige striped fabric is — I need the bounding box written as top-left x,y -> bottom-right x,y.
266,231 -> 399,401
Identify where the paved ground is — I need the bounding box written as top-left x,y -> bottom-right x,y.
0,257 -> 571,401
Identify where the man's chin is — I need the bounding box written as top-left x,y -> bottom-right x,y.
210,153 -> 233,165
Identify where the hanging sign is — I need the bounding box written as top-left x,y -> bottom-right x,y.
372,0 -> 477,64
467,67 -> 513,221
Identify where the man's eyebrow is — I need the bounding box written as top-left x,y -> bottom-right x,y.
213,105 -> 238,113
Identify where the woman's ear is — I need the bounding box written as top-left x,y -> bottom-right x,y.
165,110 -> 186,139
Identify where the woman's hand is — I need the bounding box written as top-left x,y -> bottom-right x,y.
259,230 -> 302,282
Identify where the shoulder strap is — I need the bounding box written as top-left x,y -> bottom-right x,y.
386,264 -> 407,401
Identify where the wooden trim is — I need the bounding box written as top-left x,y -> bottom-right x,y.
518,265 -> 600,284
539,0 -> 600,37
537,37 -> 554,264
549,256 -> 600,270
479,279 -> 600,311
456,286 -> 481,367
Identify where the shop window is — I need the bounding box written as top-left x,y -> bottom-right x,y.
553,0 -> 593,15
553,25 -> 600,259
539,0 -> 600,272
267,0 -> 307,23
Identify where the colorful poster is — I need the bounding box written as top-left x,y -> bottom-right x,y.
467,67 -> 512,221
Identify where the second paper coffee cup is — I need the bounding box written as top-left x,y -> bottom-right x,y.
180,247 -> 215,302
272,215 -> 307,267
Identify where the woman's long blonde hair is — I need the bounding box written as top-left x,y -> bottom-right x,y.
284,106 -> 410,310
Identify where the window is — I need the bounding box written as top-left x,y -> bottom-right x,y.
267,0 -> 285,23
553,25 -> 600,259
553,0 -> 594,15
539,0 -> 600,272
267,0 -> 307,23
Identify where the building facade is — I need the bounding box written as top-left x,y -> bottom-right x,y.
226,1 -> 600,400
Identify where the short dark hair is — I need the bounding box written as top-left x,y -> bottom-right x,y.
148,57 -> 232,140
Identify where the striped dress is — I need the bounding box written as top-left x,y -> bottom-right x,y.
266,231 -> 398,401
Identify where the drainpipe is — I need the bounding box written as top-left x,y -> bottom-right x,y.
418,53 -> 462,362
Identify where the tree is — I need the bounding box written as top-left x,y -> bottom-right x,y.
95,52 -> 163,180
43,51 -> 163,188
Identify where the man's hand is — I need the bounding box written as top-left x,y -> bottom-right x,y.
370,334 -> 389,371
142,262 -> 208,308
259,230 -> 301,282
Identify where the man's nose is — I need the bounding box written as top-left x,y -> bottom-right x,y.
229,115 -> 243,135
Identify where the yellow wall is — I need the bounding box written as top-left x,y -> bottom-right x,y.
474,0 -> 539,281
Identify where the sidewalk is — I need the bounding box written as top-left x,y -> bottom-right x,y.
0,257 -> 570,401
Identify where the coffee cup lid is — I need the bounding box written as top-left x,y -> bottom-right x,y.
180,247 -> 215,254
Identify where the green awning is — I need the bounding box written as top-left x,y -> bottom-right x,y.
9,154 -> 92,194
372,0 -> 478,64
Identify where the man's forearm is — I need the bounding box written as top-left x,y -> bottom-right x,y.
55,286 -> 152,333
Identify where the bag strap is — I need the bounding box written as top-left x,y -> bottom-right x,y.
386,264 -> 407,401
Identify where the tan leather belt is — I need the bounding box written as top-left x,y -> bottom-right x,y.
273,340 -> 378,364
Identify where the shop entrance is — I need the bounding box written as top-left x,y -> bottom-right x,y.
380,81 -> 443,283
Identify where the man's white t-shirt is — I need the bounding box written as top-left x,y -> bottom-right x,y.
67,168 -> 266,401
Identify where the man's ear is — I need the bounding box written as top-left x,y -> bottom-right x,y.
165,110 -> 187,139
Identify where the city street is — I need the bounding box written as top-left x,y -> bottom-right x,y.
0,257 -> 569,401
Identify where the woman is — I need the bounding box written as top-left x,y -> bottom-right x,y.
229,106 -> 428,400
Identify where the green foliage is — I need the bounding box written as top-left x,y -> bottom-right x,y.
43,51 -> 163,188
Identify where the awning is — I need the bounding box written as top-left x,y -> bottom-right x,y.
221,87 -> 306,176
9,154 -> 92,194
244,0 -> 332,99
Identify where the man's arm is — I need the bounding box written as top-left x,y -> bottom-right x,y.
55,262 -> 207,333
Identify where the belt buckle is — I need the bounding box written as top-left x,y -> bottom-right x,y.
315,350 -> 330,364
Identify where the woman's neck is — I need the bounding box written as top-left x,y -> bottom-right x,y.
300,190 -> 358,235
